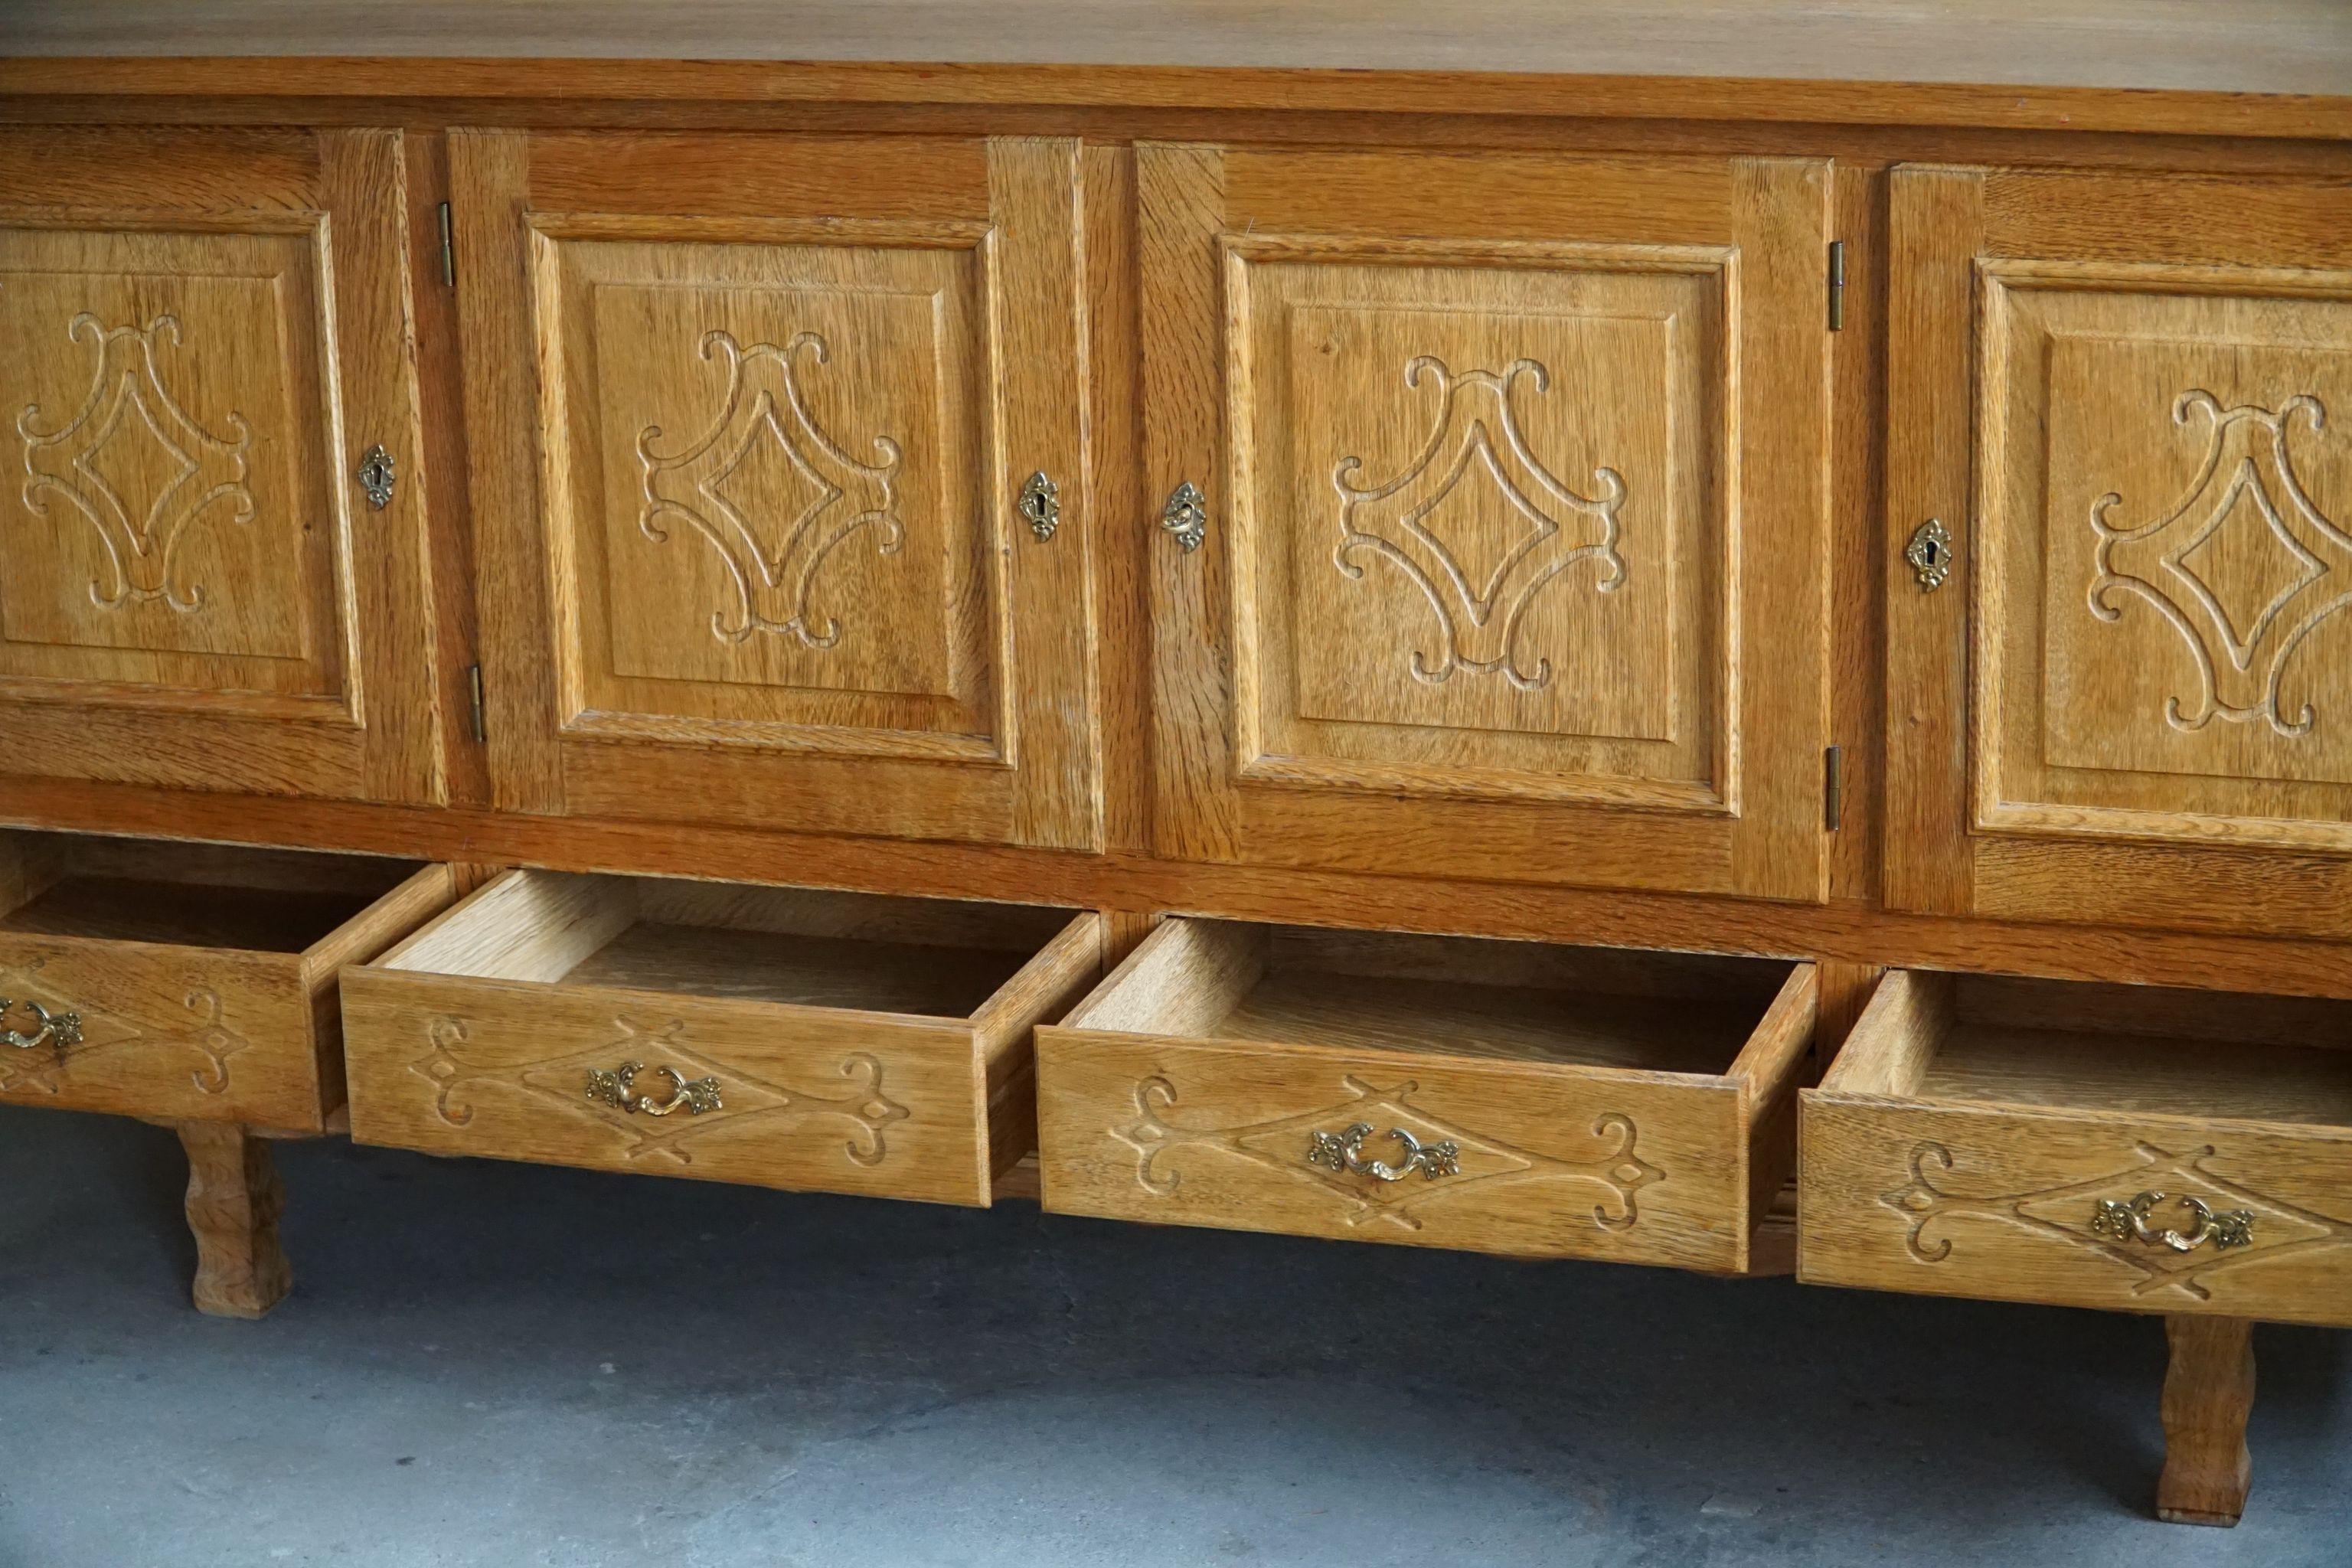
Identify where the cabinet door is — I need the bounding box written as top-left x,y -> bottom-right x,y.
0,128 -> 443,802
1142,148 -> 1834,900
457,132 -> 1097,849
1887,165 -> 2352,939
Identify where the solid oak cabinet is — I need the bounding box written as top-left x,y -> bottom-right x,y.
0,128 -> 446,802
1145,148 -> 1834,900
1889,165 -> 2352,941
5,0 -> 2351,1534
456,132 -> 1102,848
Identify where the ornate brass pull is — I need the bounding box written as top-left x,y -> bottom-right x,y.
357,443 -> 397,509
1905,517 -> 1953,591
1305,1122 -> 1460,1183
2090,1191 -> 2253,1253
1018,469 -> 1060,541
584,1061 -> 723,1118
1160,480 -> 1207,552
0,998 -> 82,1053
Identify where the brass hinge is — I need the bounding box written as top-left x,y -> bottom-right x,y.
467,663 -> 487,743
437,201 -> 456,288
1827,240 -> 1846,332
1824,743 -> 1844,831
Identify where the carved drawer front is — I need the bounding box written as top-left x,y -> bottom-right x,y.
339,871 -> 1100,1206
0,831 -> 452,1130
1142,146 -> 1834,903
1036,920 -> 1816,1272
1887,165 -> 2352,939
0,127 -> 443,804
456,130 -> 1097,850
1801,971 -> 2352,1329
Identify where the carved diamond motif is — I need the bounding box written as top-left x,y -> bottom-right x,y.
17,313 -> 256,612
2089,391 -> 2352,736
1115,1072 -> 1660,1233
409,1012 -> 910,1168
637,329 -> 906,647
1332,356 -> 1628,690
1882,1139 -> 2352,1302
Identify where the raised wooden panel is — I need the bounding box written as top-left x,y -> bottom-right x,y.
541,224 -> 1000,759
1232,238 -> 1730,809
1980,269 -> 2352,847
0,127 -> 443,802
1146,148 -> 1832,901
462,132 -> 1098,848
1886,165 -> 2352,938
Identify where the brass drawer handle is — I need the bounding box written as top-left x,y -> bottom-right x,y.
584,1060 -> 723,1118
0,998 -> 82,1053
2090,1190 -> 2253,1253
1305,1121 -> 1459,1182
1160,480 -> 1207,552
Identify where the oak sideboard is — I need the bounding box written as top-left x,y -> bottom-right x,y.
3,0 -> 2350,1532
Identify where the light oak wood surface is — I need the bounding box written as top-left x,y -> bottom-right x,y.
0,126 -> 447,804
177,1119 -> 295,1318
0,834 -> 452,1129
2158,1315 -> 2257,1527
341,871 -> 1099,1205
1801,971 -> 2352,1328
1037,917 -> 1815,1272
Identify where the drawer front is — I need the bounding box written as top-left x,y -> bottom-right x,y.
1802,1096 -> 2352,1328
341,969 -> 995,1205
0,936 -> 318,1127
1037,1035 -> 1750,1269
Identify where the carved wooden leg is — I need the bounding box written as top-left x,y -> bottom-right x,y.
176,1122 -> 293,1319
2156,1315 -> 2255,1527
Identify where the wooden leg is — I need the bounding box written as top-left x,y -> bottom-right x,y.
2156,1315 -> 2255,1527
176,1122 -> 293,1320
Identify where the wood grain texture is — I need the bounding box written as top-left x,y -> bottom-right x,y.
1037,917 -> 1811,1272
2158,1315 -> 2256,1527
12,775 -> 2352,998
1148,147 -> 1832,900
0,834 -> 446,1129
458,129 -> 1099,847
0,126 -> 442,803
177,1119 -> 293,1318
1889,164 -> 2352,939
1801,972 -> 2352,1328
341,870 -> 1095,1205
6,2 -> 2352,140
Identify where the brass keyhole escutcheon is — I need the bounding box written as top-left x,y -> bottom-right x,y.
1018,470 -> 1060,541
357,444 -> 397,510
1906,518 -> 1953,591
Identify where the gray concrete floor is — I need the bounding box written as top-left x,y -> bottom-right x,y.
0,1105 -> 2344,1567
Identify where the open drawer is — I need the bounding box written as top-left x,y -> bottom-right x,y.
1802,972 -> 2352,1329
340,872 -> 1100,1206
1036,920 -> 1817,1272
0,831 -> 450,1130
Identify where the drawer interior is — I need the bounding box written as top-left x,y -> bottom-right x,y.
383,870 -> 1076,1017
1836,972 -> 2352,1128
0,831 -> 423,954
1076,920 -> 1795,1072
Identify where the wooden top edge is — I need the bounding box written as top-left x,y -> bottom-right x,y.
0,57 -> 2347,141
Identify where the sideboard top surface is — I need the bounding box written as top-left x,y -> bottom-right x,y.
2,1 -> 2349,139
